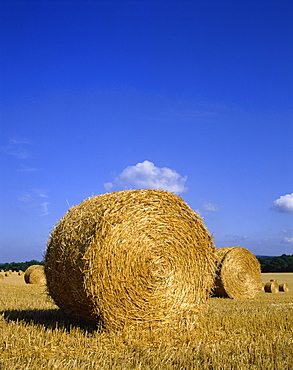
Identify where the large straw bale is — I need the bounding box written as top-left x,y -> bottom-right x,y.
279,283 -> 289,292
45,189 -> 215,330
24,265 -> 46,284
264,281 -> 279,293
213,247 -> 262,299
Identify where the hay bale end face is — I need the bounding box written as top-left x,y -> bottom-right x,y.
45,189 -> 215,330
24,265 -> 46,284
212,247 -> 262,299
279,283 -> 289,292
264,281 -> 279,293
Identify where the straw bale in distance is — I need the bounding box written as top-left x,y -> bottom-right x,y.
213,247 -> 262,299
45,189 -> 215,330
24,265 -> 46,284
264,281 -> 279,293
279,283 -> 289,292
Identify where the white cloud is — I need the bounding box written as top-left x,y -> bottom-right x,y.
41,202 -> 50,216
281,229 -> 291,234
1,138 -> 31,159
18,189 -> 49,216
225,234 -> 249,241
17,167 -> 39,172
34,189 -> 49,198
10,138 -> 30,145
271,193 -> 293,213
281,237 -> 293,245
202,202 -> 219,212
104,160 -> 187,194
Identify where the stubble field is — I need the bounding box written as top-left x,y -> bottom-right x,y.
1,272 -> 292,369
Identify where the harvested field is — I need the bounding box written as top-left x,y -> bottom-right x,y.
0,273 -> 292,369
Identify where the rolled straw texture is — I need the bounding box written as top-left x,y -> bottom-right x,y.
45,189 -> 215,330
24,265 -> 46,284
213,247 -> 262,299
264,281 -> 279,293
279,283 -> 289,292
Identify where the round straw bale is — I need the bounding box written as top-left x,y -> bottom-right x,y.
4,271 -> 10,277
0,273 -> 4,280
45,189 -> 215,330
264,281 -> 279,293
279,283 -> 289,292
270,279 -> 277,283
24,265 -> 46,284
18,270 -> 24,276
212,247 -> 262,299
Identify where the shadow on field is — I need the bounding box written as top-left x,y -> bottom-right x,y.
1,308 -> 102,333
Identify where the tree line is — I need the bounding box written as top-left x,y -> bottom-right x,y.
0,259 -> 44,272
1,255 -> 293,273
257,254 -> 293,272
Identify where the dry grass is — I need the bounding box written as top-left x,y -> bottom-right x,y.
45,189 -> 215,330
0,273 -> 292,369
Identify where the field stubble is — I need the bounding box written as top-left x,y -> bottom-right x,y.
0,272 -> 292,369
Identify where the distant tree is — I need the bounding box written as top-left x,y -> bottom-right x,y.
0,259 -> 44,272
257,254 -> 293,272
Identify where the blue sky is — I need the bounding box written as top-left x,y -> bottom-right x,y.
1,0 -> 292,262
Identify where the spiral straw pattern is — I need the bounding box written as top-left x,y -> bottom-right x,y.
45,189 -> 215,330
213,247 -> 262,299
